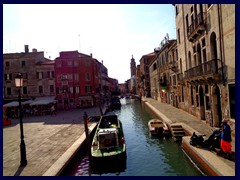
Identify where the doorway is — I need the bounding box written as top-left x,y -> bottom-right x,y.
212,86 -> 222,127
199,86 -> 205,120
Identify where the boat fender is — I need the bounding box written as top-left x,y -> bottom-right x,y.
120,137 -> 125,144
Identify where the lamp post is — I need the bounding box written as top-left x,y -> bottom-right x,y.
15,73 -> 27,166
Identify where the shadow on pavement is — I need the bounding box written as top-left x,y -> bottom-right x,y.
3,108 -> 103,127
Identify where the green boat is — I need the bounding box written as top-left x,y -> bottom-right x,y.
90,114 -> 126,164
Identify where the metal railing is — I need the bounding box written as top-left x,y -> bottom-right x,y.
187,13 -> 204,37
184,59 -> 221,79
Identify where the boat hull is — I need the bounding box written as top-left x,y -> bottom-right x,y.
90,114 -> 126,164
148,119 -> 171,138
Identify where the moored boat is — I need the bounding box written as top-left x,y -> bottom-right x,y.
91,114 -> 126,164
148,119 -> 171,137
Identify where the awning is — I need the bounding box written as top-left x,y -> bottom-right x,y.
30,99 -> 57,106
3,101 -> 19,107
22,99 -> 35,105
78,96 -> 93,100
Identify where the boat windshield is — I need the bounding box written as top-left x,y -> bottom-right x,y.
98,129 -> 118,149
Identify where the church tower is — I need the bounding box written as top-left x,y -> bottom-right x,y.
130,55 -> 136,77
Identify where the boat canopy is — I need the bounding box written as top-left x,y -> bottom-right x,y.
98,128 -> 119,149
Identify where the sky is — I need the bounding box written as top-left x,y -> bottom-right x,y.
3,4 -> 176,83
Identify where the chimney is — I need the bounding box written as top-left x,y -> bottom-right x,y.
90,53 -> 92,57
24,45 -> 29,53
101,60 -> 103,64
32,48 -> 37,52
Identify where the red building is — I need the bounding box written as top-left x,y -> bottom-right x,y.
54,51 -> 105,109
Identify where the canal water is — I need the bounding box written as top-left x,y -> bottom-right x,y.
64,99 -> 203,176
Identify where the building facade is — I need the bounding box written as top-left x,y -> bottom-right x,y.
174,4 -> 235,127
3,45 -> 54,103
139,52 -> 155,97
54,51 -> 108,109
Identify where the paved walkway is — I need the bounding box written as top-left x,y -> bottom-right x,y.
3,99 -> 235,176
3,107 -> 103,176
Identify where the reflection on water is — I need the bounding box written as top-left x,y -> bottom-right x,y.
65,99 -> 203,176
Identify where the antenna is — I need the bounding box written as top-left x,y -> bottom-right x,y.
78,34 -> 81,52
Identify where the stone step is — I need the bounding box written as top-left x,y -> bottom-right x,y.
173,131 -> 185,135
169,124 -> 185,141
171,128 -> 183,131
171,125 -> 183,128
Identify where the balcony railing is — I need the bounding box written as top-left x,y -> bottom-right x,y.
177,73 -> 183,81
169,60 -> 179,72
184,59 -> 221,79
187,13 -> 205,41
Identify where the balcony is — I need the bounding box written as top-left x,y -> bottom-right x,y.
169,61 -> 179,73
184,59 -> 222,80
187,13 -> 205,42
177,73 -> 184,84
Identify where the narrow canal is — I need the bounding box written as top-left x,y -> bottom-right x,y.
63,98 -> 203,176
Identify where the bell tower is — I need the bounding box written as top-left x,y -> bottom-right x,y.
130,55 -> 136,77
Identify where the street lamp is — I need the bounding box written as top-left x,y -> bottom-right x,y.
15,73 -> 27,166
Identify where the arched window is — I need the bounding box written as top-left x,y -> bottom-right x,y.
188,51 -> 192,69
210,32 -> 217,60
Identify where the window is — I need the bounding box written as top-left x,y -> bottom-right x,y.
50,85 -> 54,93
153,63 -> 157,71
7,87 -> 11,96
177,29 -> 181,44
51,71 -> 54,78
86,59 -> 90,67
74,61 -> 79,67
191,6 -> 193,13
76,86 -> 80,93
175,5 -> 179,16
5,61 -> 10,67
191,86 -> 194,105
56,61 -> 62,67
206,96 -> 210,110
23,87 -> 28,95
23,73 -> 28,79
62,74 -> 68,80
186,15 -> 189,34
21,61 -> 26,67
70,87 -> 73,93
67,61 -> 73,67
85,86 -> 92,93
74,73 -> 79,81
229,84 -> 235,119
4,74 -> 12,80
182,86 -> 184,102
173,75 -> 177,86
86,73 -> 91,81
48,71 -> 54,78
202,38 -> 206,47
68,74 -> 73,81
39,86 -> 43,93
37,72 -> 43,79
196,95 -> 199,107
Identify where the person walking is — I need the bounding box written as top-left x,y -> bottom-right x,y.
51,104 -> 56,116
220,119 -> 232,159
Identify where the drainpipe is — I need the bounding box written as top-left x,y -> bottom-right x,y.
182,4 -> 188,73
218,4 -> 226,86
182,5 -> 188,107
